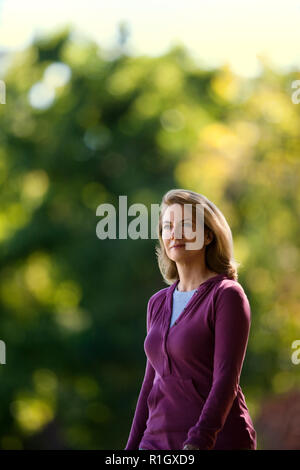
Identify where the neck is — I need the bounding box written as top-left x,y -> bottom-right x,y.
176,259 -> 217,292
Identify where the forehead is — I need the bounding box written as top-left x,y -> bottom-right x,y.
162,203 -> 194,221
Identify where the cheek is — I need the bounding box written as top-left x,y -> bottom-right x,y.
183,227 -> 194,239
161,236 -> 169,249
162,230 -> 171,243
183,227 -> 199,241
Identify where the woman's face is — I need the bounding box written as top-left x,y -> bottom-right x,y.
161,203 -> 211,262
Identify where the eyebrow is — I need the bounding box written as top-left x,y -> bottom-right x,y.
162,218 -> 192,224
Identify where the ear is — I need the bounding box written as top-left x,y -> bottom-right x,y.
204,227 -> 214,245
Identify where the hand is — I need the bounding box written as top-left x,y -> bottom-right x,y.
183,444 -> 200,450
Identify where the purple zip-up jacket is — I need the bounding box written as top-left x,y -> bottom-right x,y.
125,274 -> 257,450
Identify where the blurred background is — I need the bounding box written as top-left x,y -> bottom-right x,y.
0,0 -> 299,450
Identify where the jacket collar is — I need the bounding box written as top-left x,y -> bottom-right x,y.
166,273 -> 229,317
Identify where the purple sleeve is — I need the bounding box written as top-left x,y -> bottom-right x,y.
182,284 -> 251,450
124,298 -> 155,450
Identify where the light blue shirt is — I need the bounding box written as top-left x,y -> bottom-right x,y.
169,285 -> 198,328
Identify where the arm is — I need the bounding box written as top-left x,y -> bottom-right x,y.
125,298 -> 155,450
182,284 -> 251,450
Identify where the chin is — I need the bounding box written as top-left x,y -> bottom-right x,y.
168,253 -> 186,262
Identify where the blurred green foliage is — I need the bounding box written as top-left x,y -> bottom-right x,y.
0,27 -> 299,449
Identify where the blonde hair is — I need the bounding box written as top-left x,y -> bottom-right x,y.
155,189 -> 240,285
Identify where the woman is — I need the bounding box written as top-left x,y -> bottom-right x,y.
125,189 -> 257,450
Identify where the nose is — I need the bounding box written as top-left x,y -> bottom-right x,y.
169,224 -> 183,241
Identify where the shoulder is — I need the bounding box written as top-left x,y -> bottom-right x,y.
215,278 -> 249,298
146,285 -> 170,324
147,286 -> 169,311
217,278 -> 248,292
213,278 -> 251,318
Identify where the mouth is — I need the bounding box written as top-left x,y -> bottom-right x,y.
171,244 -> 185,249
